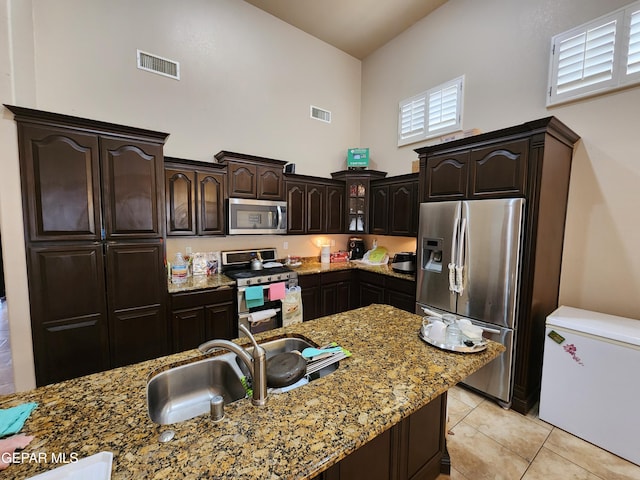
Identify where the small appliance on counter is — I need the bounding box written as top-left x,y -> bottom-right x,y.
391,252 -> 416,274
347,237 -> 365,260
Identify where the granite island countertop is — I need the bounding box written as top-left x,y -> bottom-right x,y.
1,305 -> 503,479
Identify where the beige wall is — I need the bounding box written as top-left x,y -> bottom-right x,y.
361,0 -> 640,320
1,0 -> 361,390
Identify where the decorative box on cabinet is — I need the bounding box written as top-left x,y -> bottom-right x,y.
285,174 -> 345,234
416,116 -> 580,414
214,150 -> 286,200
331,170 -> 387,234
165,157 -> 226,236
7,104 -> 169,386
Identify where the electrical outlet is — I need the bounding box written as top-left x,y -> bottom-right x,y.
185,246 -> 192,255
283,241 -> 289,250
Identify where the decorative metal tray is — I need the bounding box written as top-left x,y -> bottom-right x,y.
418,329 -> 487,353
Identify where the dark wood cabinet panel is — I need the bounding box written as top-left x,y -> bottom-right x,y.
165,168 -> 196,235
165,158 -> 226,237
322,393 -> 447,480
215,151 -> 287,200
257,166 -> 284,200
170,287 -> 236,352
227,163 -> 256,198
197,170 -> 225,235
370,185 -> 389,235
101,136 -> 164,239
370,173 -> 418,237
18,125 -> 101,242
385,277 -> 417,314
298,274 -> 321,321
106,241 -> 167,367
285,175 -> 343,235
469,139 -> 528,198
326,185 -> 345,234
320,270 -> 353,316
27,244 -> 109,385
286,182 -> 307,234
307,185 -> 326,234
423,152 -> 469,201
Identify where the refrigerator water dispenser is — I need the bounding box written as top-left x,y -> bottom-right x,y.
422,238 -> 443,272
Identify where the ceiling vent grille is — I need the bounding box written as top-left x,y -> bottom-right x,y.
310,105 -> 331,123
137,50 -> 180,80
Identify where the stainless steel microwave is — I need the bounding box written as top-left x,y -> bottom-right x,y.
228,198 -> 287,235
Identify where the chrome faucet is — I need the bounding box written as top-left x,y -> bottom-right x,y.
198,324 -> 268,406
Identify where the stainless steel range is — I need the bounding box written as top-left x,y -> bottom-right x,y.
222,248 -> 298,334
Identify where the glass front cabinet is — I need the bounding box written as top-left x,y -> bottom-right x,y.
331,170 -> 386,234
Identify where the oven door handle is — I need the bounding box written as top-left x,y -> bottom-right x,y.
239,308 -> 281,320
237,284 -> 271,294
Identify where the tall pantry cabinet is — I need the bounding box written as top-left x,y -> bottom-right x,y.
7,105 -> 169,386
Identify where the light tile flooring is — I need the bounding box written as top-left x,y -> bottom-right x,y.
437,385 -> 640,480
0,298 -> 16,395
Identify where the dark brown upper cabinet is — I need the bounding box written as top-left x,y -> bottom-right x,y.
331,170 -> 387,234
215,150 -> 286,200
6,104 -> 169,386
285,174 -> 344,235
370,173 -> 418,237
165,157 -> 226,236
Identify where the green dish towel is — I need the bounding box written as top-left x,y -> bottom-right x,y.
0,402 -> 37,437
245,286 -> 265,309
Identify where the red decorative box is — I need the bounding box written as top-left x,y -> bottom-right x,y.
330,251 -> 350,263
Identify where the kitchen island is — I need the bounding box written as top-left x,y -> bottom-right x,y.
1,305 -> 503,479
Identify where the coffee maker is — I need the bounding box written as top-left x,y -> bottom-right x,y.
348,237 -> 365,260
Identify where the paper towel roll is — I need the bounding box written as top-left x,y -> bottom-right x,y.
321,245 -> 330,264
248,309 -> 277,323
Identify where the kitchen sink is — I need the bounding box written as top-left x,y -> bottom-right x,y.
147,334 -> 339,425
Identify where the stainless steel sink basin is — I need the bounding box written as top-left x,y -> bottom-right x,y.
147,357 -> 246,425
147,334 -> 340,425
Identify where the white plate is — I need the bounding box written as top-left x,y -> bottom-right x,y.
287,262 -> 302,267
27,452 -> 113,479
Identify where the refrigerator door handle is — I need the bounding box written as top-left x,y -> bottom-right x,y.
448,217 -> 460,293
456,217 -> 467,294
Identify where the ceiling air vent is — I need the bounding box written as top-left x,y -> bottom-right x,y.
137,49 -> 180,80
310,105 -> 331,123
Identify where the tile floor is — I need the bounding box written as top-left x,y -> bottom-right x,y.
437,385 -> 640,480
0,298 -> 15,395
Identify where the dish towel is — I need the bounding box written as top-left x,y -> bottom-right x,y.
245,286 -> 265,309
0,402 -> 37,437
268,282 -> 286,301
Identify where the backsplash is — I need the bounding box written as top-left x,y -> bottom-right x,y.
166,234 -> 417,263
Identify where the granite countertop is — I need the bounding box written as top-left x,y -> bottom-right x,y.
1,305 -> 503,479
168,258 -> 415,294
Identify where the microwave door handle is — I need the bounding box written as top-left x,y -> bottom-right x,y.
277,205 -> 283,228
448,217 -> 459,293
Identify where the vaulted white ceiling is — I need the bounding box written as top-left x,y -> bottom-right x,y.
243,0 -> 448,59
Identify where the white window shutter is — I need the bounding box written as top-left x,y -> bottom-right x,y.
399,95 -> 426,142
625,8 -> 640,78
428,83 -> 459,134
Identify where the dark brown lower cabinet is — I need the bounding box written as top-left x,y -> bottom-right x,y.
27,243 -> 110,385
358,271 -> 416,313
316,393 -> 448,480
105,241 -> 168,367
299,270 -> 355,321
169,287 -> 236,352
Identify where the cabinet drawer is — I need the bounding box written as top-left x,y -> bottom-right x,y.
171,287 -> 234,310
358,270 -> 385,286
321,270 -> 353,285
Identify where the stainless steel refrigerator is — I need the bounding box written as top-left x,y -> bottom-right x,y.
416,198 -> 525,407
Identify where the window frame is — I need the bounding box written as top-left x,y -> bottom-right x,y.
397,75 -> 464,147
547,0 -> 640,106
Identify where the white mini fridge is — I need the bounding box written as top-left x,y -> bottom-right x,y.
539,306 -> 640,465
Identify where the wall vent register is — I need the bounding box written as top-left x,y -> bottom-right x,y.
137,49 -> 180,80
